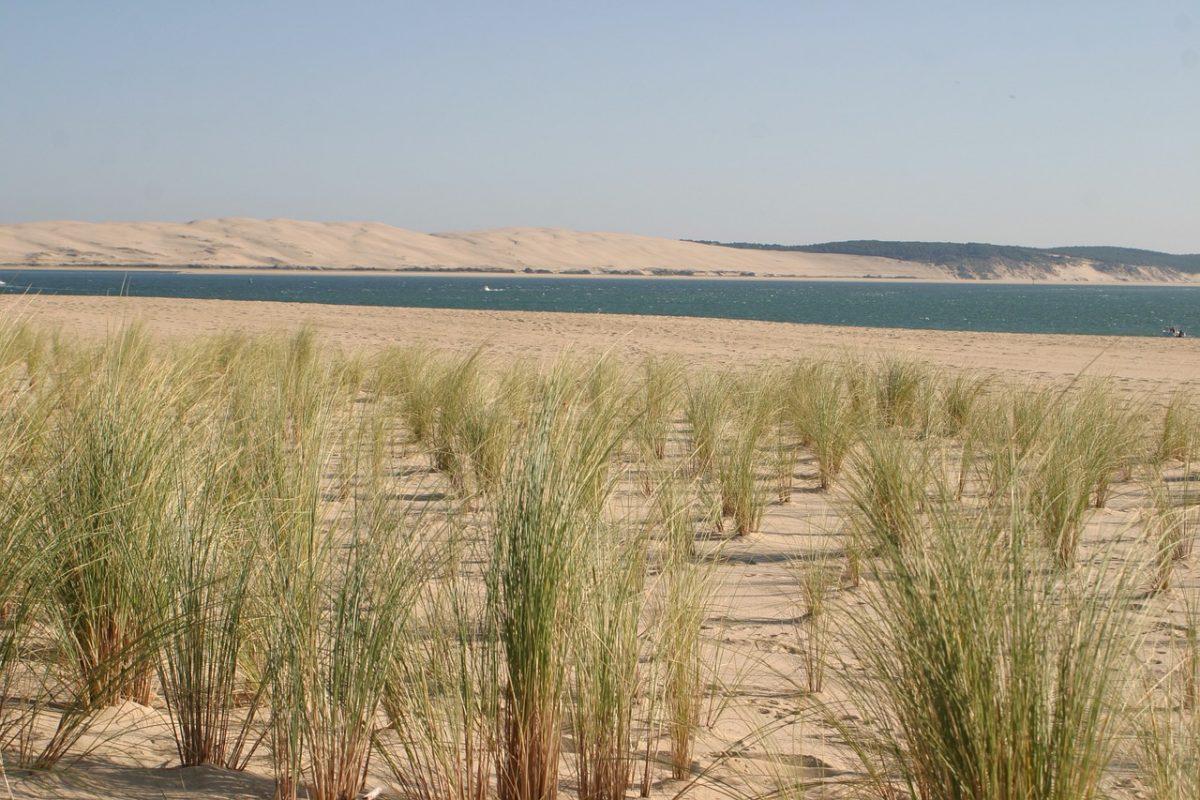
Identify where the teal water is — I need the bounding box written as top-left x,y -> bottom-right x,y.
1,268 -> 1197,337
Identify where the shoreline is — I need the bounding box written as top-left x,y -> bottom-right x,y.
2,263 -> 1199,287
3,294 -> 1198,389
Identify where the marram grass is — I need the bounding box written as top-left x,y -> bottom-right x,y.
488,369 -> 625,800
0,318 -> 1189,800
837,495 -> 1137,800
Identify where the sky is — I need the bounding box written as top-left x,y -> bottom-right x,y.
2,1 -> 1198,251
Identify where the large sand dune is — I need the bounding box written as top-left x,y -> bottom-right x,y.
0,218 -> 949,279
5,218 -> 1190,282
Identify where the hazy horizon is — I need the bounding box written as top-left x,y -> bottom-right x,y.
3,2 -> 1197,251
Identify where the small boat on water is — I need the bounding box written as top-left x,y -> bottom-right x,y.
482,285 -> 504,292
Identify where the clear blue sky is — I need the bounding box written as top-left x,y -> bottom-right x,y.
3,1 -> 1197,251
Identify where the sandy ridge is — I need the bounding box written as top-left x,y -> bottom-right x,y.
0,218 -> 931,279
4,218 -> 1193,282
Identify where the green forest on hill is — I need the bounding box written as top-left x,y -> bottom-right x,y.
689,240 -> 1200,277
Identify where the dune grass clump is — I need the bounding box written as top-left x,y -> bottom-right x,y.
277,327 -> 332,445
967,386 -> 1056,503
430,353 -> 485,487
0,320 -> 53,389
460,381 -> 519,497
1183,595 -> 1200,711
634,356 -> 683,464
1137,705 -> 1200,800
579,354 -> 628,411
488,373 -> 625,800
771,409 -> 801,503
685,371 -> 731,475
0,350 -> 52,757
158,470 -> 261,770
391,348 -> 484,482
788,361 -> 861,490
839,498 -> 1134,800
29,329 -> 186,765
1155,389 -> 1198,468
1137,593 -> 1200,799
1147,478 -> 1200,593
939,372 -> 990,439
391,347 -> 439,443
200,332 -> 347,799
408,351 -> 485,491
939,372 -> 990,497
793,558 -> 837,694
294,502 -> 430,800
380,556 -> 499,800
658,547 -> 713,781
1027,442 -> 1097,569
654,470 -> 707,782
1074,382 -> 1146,508
716,387 -> 774,536
249,354 -> 436,800
844,431 -> 929,552
654,470 -> 698,563
257,433 -> 329,795
1025,388 -> 1140,569
571,527 -> 646,800
872,357 -> 929,429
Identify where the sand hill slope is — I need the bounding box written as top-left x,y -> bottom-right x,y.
2,219 -> 1190,282
0,218 -> 941,278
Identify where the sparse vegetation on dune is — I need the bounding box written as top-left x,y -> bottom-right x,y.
0,319 -> 1195,800
715,382 -> 774,536
844,429 -> 930,552
786,360 -> 861,490
839,494 -> 1136,800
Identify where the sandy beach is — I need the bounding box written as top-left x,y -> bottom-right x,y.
3,293 -> 1198,389
1,294 -> 1198,800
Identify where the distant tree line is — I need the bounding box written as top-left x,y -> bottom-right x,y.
686,239 -> 1200,275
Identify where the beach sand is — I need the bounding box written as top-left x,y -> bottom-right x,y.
2,293 -> 1197,799
3,293 -> 1198,388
